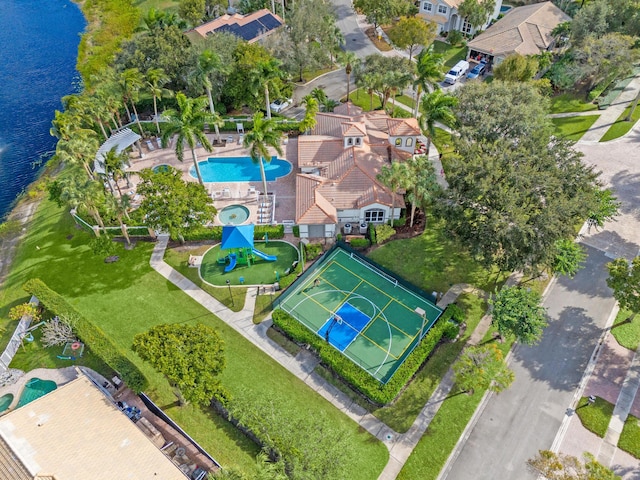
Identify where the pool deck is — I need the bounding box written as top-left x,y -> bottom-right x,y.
121,133 -> 299,226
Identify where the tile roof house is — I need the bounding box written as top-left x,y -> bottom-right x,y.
295,104 -> 421,239
467,2 -> 571,65
418,0 -> 502,35
186,9 -> 284,43
0,375 -> 186,480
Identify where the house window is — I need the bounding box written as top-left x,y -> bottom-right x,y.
347,137 -> 353,145
423,2 -> 432,12
355,137 -> 362,146
405,138 -> 414,147
438,5 -> 447,14
462,19 -> 472,34
395,137 -> 402,146
365,209 -> 385,223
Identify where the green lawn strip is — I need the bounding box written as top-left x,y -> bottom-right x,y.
346,89 -> 411,118
253,293 -> 280,324
266,326 -> 300,356
374,293 -> 487,432
433,40 -> 467,68
575,396 -> 614,437
368,220 -> 508,294
600,102 -> 640,142
550,93 -> 598,114
551,115 -> 600,141
433,127 -> 455,159
619,414 -> 640,459
610,308 -> 640,351
395,94 -> 416,109
164,246 -> 246,312
0,199 -> 388,478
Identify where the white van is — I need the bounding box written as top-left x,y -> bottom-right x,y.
444,60 -> 470,85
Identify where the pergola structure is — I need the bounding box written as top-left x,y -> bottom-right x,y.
93,127 -> 142,175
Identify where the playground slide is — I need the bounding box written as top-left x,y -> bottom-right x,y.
224,253 -> 237,272
252,248 -> 277,262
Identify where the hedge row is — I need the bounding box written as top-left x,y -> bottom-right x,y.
272,308 -> 451,404
182,224 -> 285,242
23,278 -> 149,393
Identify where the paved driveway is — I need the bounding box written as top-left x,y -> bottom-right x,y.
443,245 -> 617,480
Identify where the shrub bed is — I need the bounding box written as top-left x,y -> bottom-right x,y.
23,278 -> 148,392
182,224 -> 285,242
272,308 -> 451,404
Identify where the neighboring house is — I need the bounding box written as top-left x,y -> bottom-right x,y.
418,0 -> 502,35
467,2 -> 571,67
0,375 -> 187,480
295,104 -> 421,239
186,9 -> 284,43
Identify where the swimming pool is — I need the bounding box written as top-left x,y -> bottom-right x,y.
500,4 -> 512,13
218,205 -> 250,225
190,156 -> 292,183
152,164 -> 171,174
17,378 -> 57,408
0,393 -> 13,412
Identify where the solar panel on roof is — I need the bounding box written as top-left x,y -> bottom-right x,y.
239,19 -> 262,40
258,14 -> 282,30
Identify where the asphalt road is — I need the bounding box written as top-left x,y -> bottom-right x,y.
443,245 -> 617,480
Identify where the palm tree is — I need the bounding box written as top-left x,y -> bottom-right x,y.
56,130 -> 100,180
118,68 -> 145,135
357,72 -> 377,111
405,155 -> 441,227
414,47 -> 445,116
377,161 -> 411,225
105,194 -> 132,246
243,112 -> 284,197
102,146 -> 130,197
161,93 -> 212,185
299,96 -> 319,133
145,68 -> 173,134
251,59 -> 285,119
188,50 -> 227,141
419,89 -> 458,153
338,51 -> 359,103
59,171 -> 107,232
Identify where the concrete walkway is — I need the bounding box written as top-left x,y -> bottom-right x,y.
577,75 -> 640,143
150,235 -> 494,479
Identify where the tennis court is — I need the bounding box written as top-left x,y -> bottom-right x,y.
277,247 -> 442,383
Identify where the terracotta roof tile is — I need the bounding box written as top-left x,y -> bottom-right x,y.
312,113 -> 351,136
341,122 -> 367,137
189,9 -> 283,42
333,102 -> 364,116
387,118 -> 421,136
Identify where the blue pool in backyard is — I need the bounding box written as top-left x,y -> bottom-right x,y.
190,156 -> 292,183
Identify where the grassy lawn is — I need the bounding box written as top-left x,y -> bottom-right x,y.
551,115 -> 600,141
575,396 -> 614,437
0,199 -> 388,478
373,293 -> 487,432
164,245 -> 246,312
549,93 -> 598,114
348,89 -> 411,118
433,40 -> 467,68
133,0 -> 179,12
253,292 -> 280,323
368,219 -> 508,294
300,65 -> 338,84
619,414 -> 640,459
433,127 -> 455,157
600,102 -> 640,142
610,308 -> 640,351
395,94 -> 416,110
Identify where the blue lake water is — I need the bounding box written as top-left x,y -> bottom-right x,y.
190,156 -> 293,182
0,0 -> 85,218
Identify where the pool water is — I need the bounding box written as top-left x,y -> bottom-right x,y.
190,156 -> 292,182
0,393 -> 13,412
219,205 -> 250,225
17,378 -> 57,408
500,4 -> 512,13
152,164 -> 171,174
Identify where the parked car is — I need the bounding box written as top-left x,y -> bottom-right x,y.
444,60 -> 470,85
467,62 -> 487,79
270,98 -> 291,113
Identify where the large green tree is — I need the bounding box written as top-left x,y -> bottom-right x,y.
387,16 -> 437,61
353,0 -> 414,33
552,239 -> 587,279
160,93 -> 213,185
587,189 -> 620,232
179,0 -> 205,27
133,323 -> 225,406
493,53 -> 539,82
405,154 -> 441,227
457,0 -> 495,29
607,257 -> 640,322
354,54 -> 414,110
377,161 -> 411,224
453,344 -> 514,394
243,112 -> 284,197
491,286 -> 548,344
135,167 -> 216,243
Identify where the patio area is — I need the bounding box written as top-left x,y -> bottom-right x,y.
119,132 -> 299,226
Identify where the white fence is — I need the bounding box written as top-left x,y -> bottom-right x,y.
0,296 -> 39,372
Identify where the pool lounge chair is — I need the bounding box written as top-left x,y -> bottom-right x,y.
145,139 -> 155,151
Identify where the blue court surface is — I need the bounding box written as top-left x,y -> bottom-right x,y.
317,303 -> 371,352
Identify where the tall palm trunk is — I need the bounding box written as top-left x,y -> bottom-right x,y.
153,95 -> 161,134
191,148 -> 204,185
259,158 -> 269,197
97,119 -> 109,140
131,102 -> 144,136
265,85 -> 272,119
205,87 -> 221,142
119,218 -> 131,246
410,202 -> 416,227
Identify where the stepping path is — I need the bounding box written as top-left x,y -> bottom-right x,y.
149,235 -> 494,479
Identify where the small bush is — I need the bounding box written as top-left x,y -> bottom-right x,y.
446,303 -> 465,324
23,278 -> 148,392
182,225 -> 284,242
448,30 -> 463,46
368,223 -> 377,244
392,217 -> 406,228
442,322 -> 459,340
0,220 -> 22,239
293,225 -> 300,237
349,238 -> 371,249
305,243 -> 323,261
375,224 -> 395,244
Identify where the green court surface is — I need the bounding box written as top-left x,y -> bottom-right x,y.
277,247 -> 442,383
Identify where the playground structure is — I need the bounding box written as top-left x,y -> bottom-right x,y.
217,225 -> 277,273
57,341 -> 85,361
